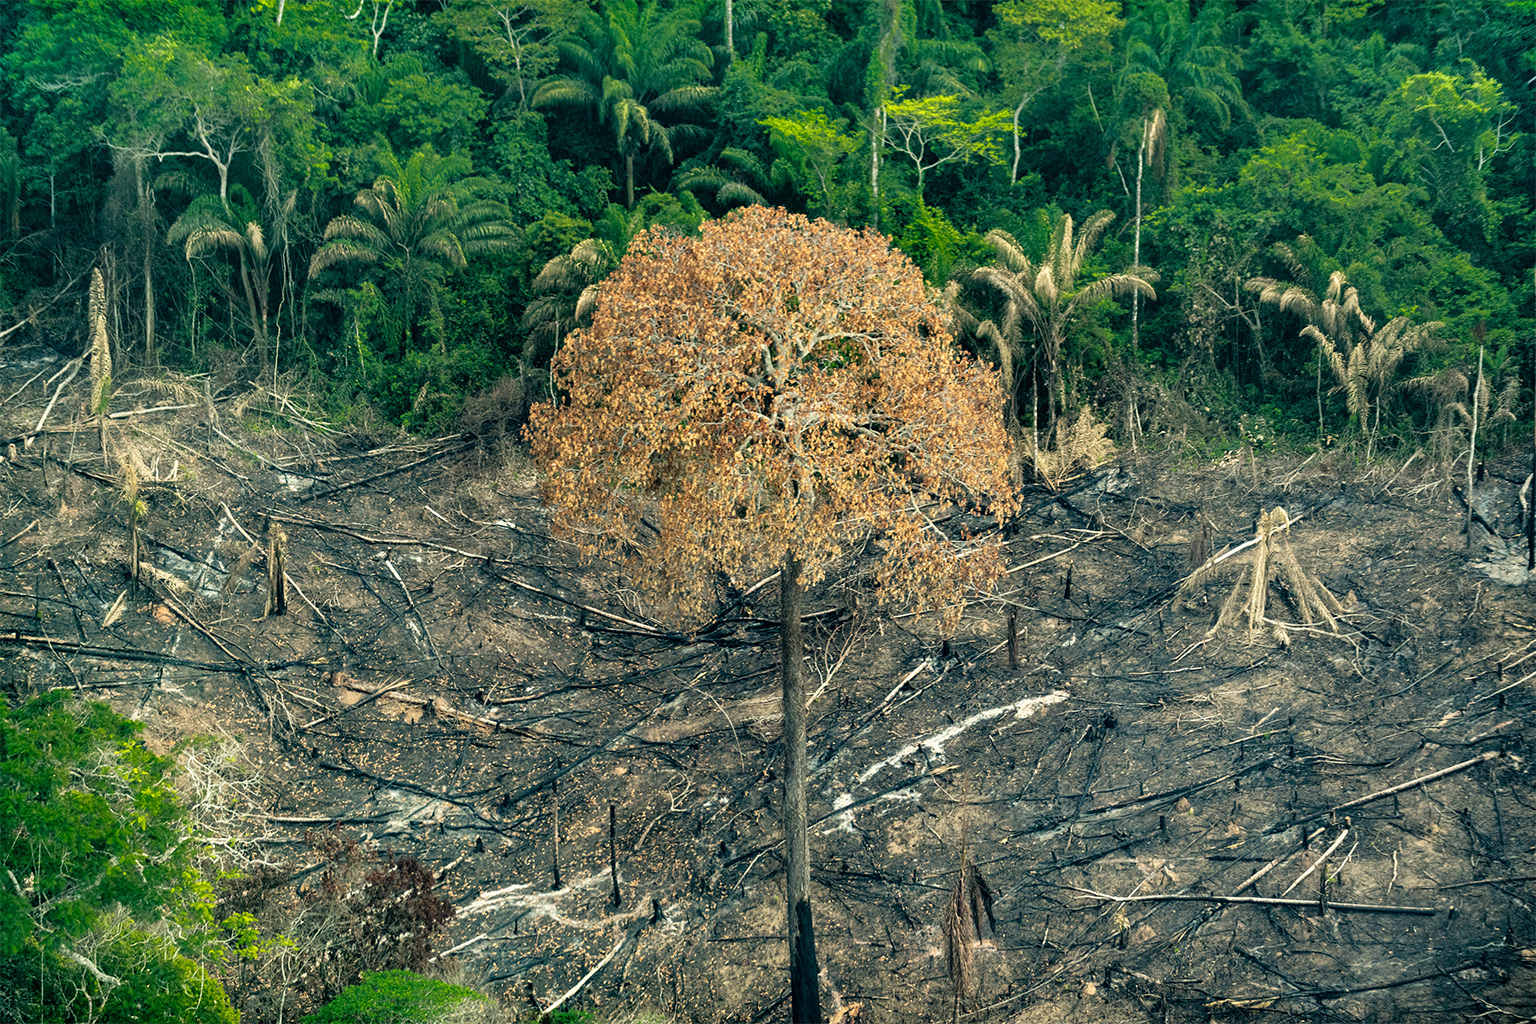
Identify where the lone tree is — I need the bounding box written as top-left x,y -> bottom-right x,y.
530,207 -> 1016,1023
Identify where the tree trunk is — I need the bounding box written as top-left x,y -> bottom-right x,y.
236,253 -> 268,377
1132,129 -> 1145,357
1467,345 -> 1483,550
869,108 -> 883,205
626,154 -> 635,210
143,239 -> 155,367
725,0 -> 734,65
135,156 -> 156,367
781,551 -> 822,1024
1527,445 -> 1534,571
1010,92 -> 1027,185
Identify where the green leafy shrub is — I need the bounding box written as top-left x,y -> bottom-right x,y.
0,693 -> 235,1022
302,970 -> 487,1024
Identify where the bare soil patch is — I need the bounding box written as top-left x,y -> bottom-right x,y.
3,348 -> 1535,1023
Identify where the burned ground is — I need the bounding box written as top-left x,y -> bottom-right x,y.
3,346 -> 1535,1023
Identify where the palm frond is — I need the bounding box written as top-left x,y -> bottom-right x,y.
715,181 -> 766,207
309,242 -> 381,275
980,230 -> 1029,273
322,215 -> 390,251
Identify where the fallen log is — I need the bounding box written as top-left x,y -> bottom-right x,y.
1068,886 -> 1437,916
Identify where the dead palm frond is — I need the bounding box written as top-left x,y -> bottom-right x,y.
1026,406 -> 1116,491
944,832 -> 996,1022
1404,361 -> 1516,484
1177,508 -> 1345,639
118,445 -> 148,581
1319,315 -> 1443,461
1247,261 -> 1392,445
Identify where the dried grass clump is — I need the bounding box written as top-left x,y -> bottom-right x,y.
1025,406 -> 1116,491
1177,507 -> 1346,637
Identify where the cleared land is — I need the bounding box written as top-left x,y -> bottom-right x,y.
3,347 -> 1535,1023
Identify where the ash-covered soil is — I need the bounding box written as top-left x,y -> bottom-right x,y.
3,346 -> 1535,1023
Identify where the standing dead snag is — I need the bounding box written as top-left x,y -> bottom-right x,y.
265,529 -> 287,616
529,207 -> 1017,1024
88,267 -> 111,453
945,834 -> 996,1022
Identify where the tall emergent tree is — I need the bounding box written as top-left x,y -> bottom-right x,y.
530,207 -> 1017,1024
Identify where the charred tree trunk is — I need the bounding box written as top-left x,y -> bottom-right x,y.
609,803 -> 621,909
1006,608 -> 1018,670
781,550 -> 822,1024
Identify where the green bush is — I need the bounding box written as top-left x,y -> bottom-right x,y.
99,927 -> 240,1024
0,693 -> 236,1022
302,970 -> 487,1024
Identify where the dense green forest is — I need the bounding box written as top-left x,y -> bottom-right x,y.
0,0 -> 1532,443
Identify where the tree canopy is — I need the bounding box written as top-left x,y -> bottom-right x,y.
530,205 -> 1016,623
0,0 -> 1529,443
0,693 -> 234,1024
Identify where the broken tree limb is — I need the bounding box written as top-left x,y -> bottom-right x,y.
267,510 -> 664,634
106,402 -> 200,420
1438,874 -> 1536,891
300,679 -> 412,730
32,357 -> 82,439
317,678 -> 533,737
297,439 -> 472,503
0,366 -> 50,409
383,554 -> 441,669
209,424 -> 326,480
0,518 -> 39,550
0,269 -> 86,343
540,913 -> 651,1020
1067,886 -> 1436,916
1293,751 -> 1500,824
1279,828 -> 1349,897
262,813 -> 389,825
0,633 -> 257,672
1004,532 -> 1110,575
1230,828 -> 1326,895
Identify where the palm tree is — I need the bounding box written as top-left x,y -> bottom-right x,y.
1249,257 -> 1441,459
309,146 -> 517,355
1124,1 -> 1245,138
673,147 -> 772,213
970,210 -> 1157,442
521,202 -> 657,373
1246,259 -> 1373,439
521,237 -> 620,373
168,187 -> 293,379
533,0 -> 716,208
1323,315 -> 1442,462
